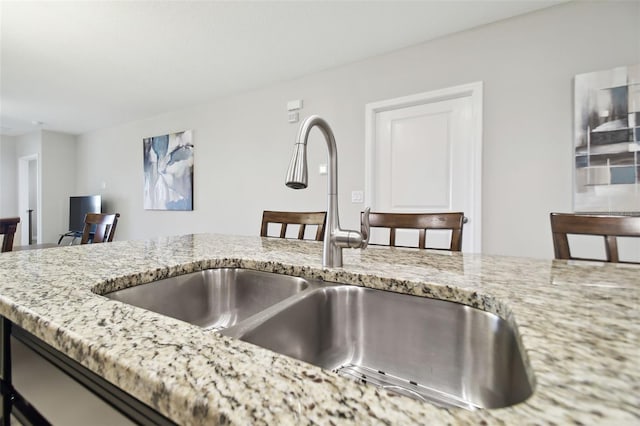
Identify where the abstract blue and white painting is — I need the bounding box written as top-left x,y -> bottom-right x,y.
143,130 -> 194,210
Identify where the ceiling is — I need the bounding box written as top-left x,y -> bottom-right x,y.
0,0 -> 565,137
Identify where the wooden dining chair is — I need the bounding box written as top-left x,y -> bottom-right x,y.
260,211 -> 327,241
364,212 -> 465,251
81,213 -> 120,244
0,217 -> 21,253
550,213 -> 640,263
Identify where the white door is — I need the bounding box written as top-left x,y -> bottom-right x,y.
18,154 -> 40,245
365,82 -> 482,252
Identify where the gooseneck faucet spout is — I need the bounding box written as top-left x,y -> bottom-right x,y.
286,115 -> 370,267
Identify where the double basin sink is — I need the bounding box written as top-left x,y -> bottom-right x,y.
103,268 -> 533,410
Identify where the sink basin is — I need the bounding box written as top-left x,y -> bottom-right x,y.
105,268 -> 533,409
104,268 -> 310,330
226,285 -> 534,409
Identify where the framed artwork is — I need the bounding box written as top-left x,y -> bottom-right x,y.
143,130 -> 194,210
573,64 -> 639,213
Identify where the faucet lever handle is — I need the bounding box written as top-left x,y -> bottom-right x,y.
360,207 -> 371,249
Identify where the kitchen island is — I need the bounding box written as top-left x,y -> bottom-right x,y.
0,234 -> 638,424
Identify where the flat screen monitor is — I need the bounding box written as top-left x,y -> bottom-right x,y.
69,195 -> 101,233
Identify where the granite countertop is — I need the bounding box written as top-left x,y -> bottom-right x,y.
0,234 -> 638,424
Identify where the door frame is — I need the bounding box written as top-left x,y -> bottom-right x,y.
364,81 -> 483,252
18,154 -> 41,245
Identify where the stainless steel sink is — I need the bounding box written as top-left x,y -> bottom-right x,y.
223,285 -> 534,409
104,268 -> 310,330
105,268 -> 533,409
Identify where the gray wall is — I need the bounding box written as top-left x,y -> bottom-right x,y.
75,1 -> 640,258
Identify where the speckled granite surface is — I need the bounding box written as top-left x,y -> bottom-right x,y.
0,234 -> 638,424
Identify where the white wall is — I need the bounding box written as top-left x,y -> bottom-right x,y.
40,131 -> 77,243
2,131 -> 77,244
0,136 -> 18,217
15,131 -> 40,158
76,1 -> 640,258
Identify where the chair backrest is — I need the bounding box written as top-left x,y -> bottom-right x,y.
260,211 -> 326,241
365,211 -> 465,251
81,213 -> 120,244
0,217 -> 21,253
550,213 -> 640,263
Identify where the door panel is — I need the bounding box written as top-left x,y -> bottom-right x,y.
389,111 -> 450,209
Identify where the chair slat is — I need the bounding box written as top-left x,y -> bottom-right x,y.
81,213 -> 120,244
261,211 -> 326,241
364,212 -> 465,251
0,217 -> 21,252
550,213 -> 640,264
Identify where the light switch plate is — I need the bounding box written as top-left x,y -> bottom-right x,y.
351,190 -> 364,203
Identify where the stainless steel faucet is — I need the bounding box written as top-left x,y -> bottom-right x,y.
286,115 -> 370,267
